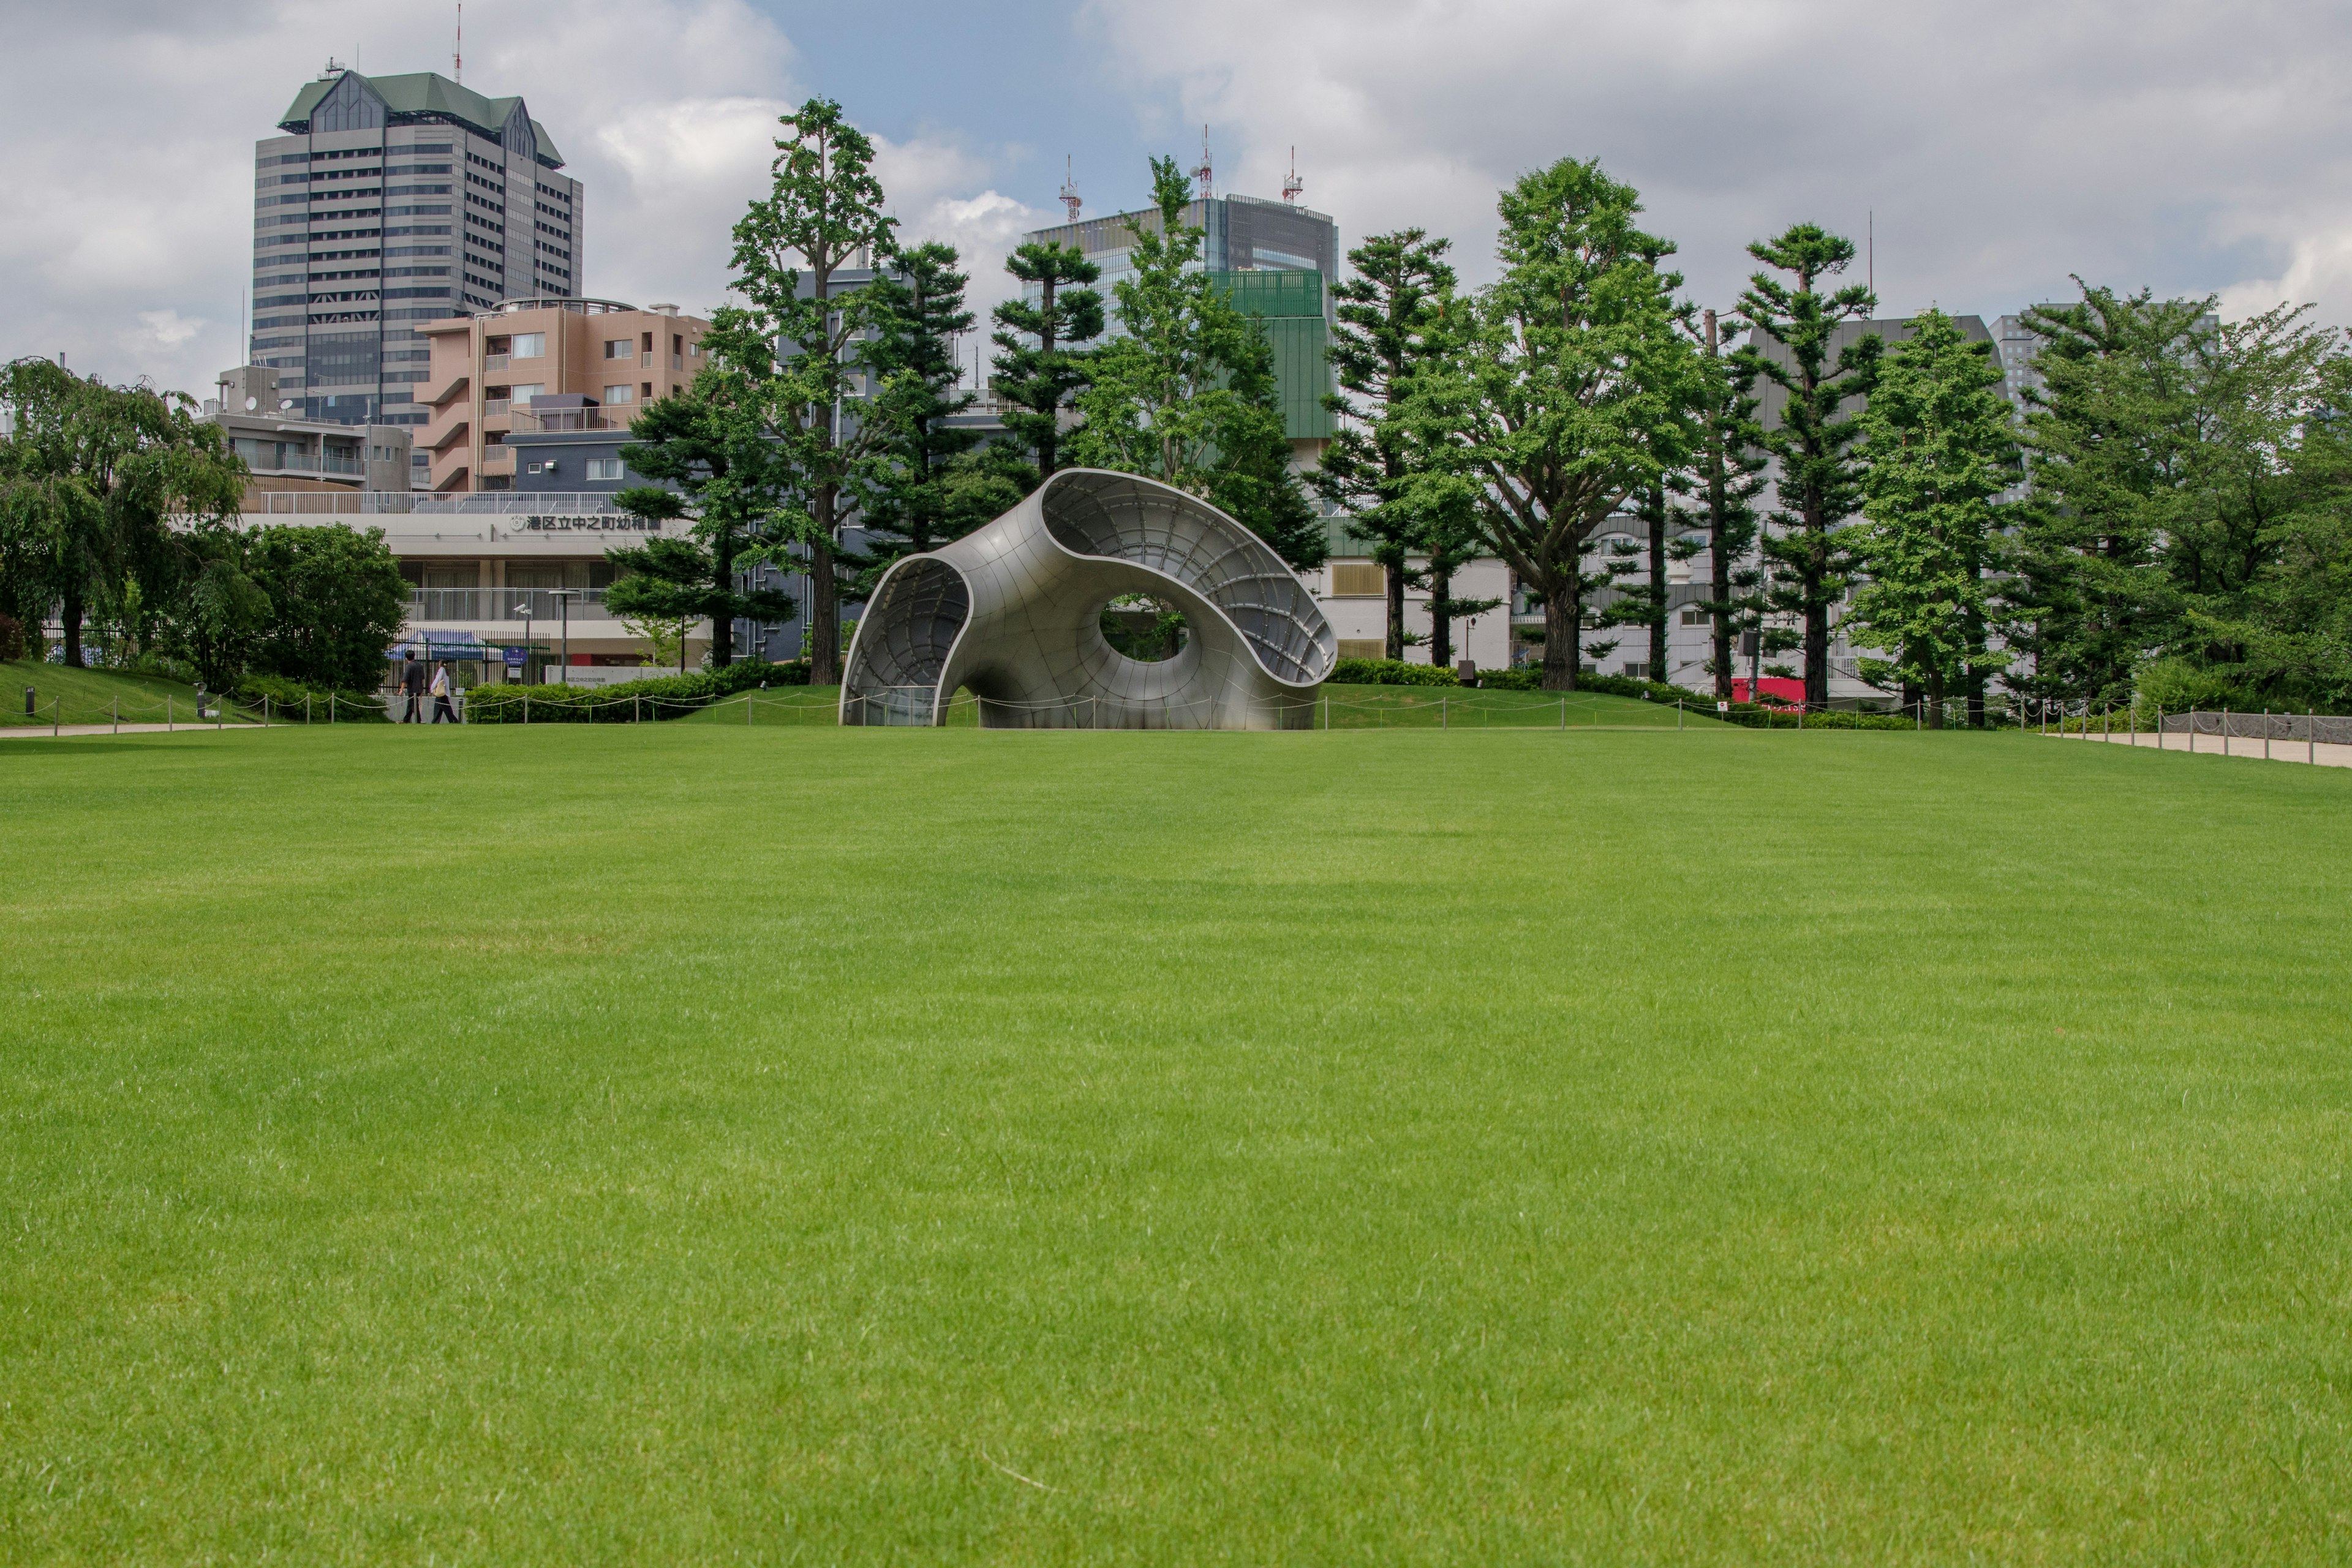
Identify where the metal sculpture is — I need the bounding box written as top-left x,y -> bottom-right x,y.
841,469 -> 1335,729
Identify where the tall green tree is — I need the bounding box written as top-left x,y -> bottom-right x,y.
1314,228 -> 1459,660
1415,157 -> 1699,691
991,241 -> 1104,482
1737,225 -> 1880,709
2006,287 -> 2338,708
1064,157 -> 1327,570
859,241 -> 1028,585
718,96 -> 899,685
243,523 -> 409,690
2002,285 -> 2208,704
0,358 -> 244,668
1678,307 -> 1771,699
608,375 -> 796,668
1842,309 -> 2018,726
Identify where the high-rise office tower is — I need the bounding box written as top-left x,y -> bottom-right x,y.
251,66 -> 582,477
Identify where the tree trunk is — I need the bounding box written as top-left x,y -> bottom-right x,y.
1430,564 -> 1453,670
1541,583 -> 1578,692
1928,670 -> 1947,730
1646,483 -> 1668,683
59,582 -> 83,669
711,527 -> 736,668
1803,515 -> 1831,710
1384,558 -> 1405,662
1036,277 -> 1060,480
809,488 -> 841,686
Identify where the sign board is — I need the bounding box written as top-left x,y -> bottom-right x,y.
1717,701 -> 1730,712
504,646 -> 526,669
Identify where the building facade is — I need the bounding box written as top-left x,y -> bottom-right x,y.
418,299 -> 709,492
203,366 -> 412,496
251,67 -> 581,482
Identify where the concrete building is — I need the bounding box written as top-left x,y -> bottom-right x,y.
417,299 -> 709,492
203,366 -> 412,496
251,66 -> 581,483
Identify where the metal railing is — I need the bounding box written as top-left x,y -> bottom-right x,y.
483,399 -> 510,417
508,406 -> 617,432
239,491 -> 632,516
408,587 -> 613,621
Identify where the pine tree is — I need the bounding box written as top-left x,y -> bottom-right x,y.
1680,308 -> 1771,699
606,380 -> 796,667
1415,159 -> 1700,692
1842,309 -> 2018,726
991,242 -> 1103,482
1063,157 -> 1327,570
717,97 -> 899,685
1737,225 -> 1880,709
1313,229 -> 1458,660
856,242 -> 1028,587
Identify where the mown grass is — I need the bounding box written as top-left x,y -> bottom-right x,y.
684,684 -> 1719,731
0,657 -> 254,728
2,723 -> 2348,1562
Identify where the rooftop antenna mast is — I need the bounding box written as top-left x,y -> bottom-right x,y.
1281,146 -> 1303,205
1868,208 -> 1874,300
1059,156 -> 1082,222
1191,127 -> 1212,200
454,2 -> 462,85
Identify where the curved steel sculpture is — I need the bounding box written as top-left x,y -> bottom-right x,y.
841,469 -> 1336,729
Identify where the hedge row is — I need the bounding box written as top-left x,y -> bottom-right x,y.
232,672 -> 388,723
460,660 -> 812,724
1327,657 -> 1461,687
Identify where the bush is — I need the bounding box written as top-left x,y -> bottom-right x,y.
1713,704 -> 1917,731
459,660 -> 813,725
0,613 -> 23,662
2133,656 -> 2255,717
230,672 -> 387,723
1328,657 -> 1458,687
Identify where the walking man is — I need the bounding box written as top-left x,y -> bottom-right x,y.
400,654 -> 428,723
430,661 -> 458,724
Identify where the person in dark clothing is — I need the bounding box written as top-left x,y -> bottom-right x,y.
400,656 -> 427,722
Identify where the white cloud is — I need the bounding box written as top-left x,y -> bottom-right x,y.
0,0 -> 1046,398
1082,0 -> 2352,326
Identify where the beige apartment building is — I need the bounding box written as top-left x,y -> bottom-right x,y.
418,296 -> 709,492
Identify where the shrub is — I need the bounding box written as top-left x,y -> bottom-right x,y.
459,660 -> 813,725
1713,704 -> 1917,731
233,672 -> 388,722
1328,657 -> 1458,687
2133,656 -> 2255,717
0,613 -> 23,661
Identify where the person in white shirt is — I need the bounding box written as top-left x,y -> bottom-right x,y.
429,662 -> 457,724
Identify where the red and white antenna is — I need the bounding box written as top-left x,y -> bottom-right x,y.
1191,127 -> 1213,200
1059,156 -> 1081,223
453,2 -> 463,84
1282,146 -> 1303,205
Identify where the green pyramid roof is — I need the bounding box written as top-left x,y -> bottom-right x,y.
277,69 -> 564,168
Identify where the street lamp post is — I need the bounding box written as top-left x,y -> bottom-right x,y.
551,589 -> 580,685
516,602 -> 534,685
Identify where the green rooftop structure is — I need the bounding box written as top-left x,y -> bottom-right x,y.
249,66 -> 582,473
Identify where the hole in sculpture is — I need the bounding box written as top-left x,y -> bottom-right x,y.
1099,595 -> 1189,663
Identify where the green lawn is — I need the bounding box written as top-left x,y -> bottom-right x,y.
3,724 -> 2347,1562
1,657 -> 257,728
690,684 -> 1720,730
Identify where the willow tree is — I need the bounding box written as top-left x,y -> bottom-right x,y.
1417,159 -> 1698,690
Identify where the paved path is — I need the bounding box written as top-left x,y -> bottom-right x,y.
0,721 -> 265,739
2057,729 -> 2352,769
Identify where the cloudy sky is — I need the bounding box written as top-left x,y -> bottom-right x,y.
2,0 -> 2344,397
